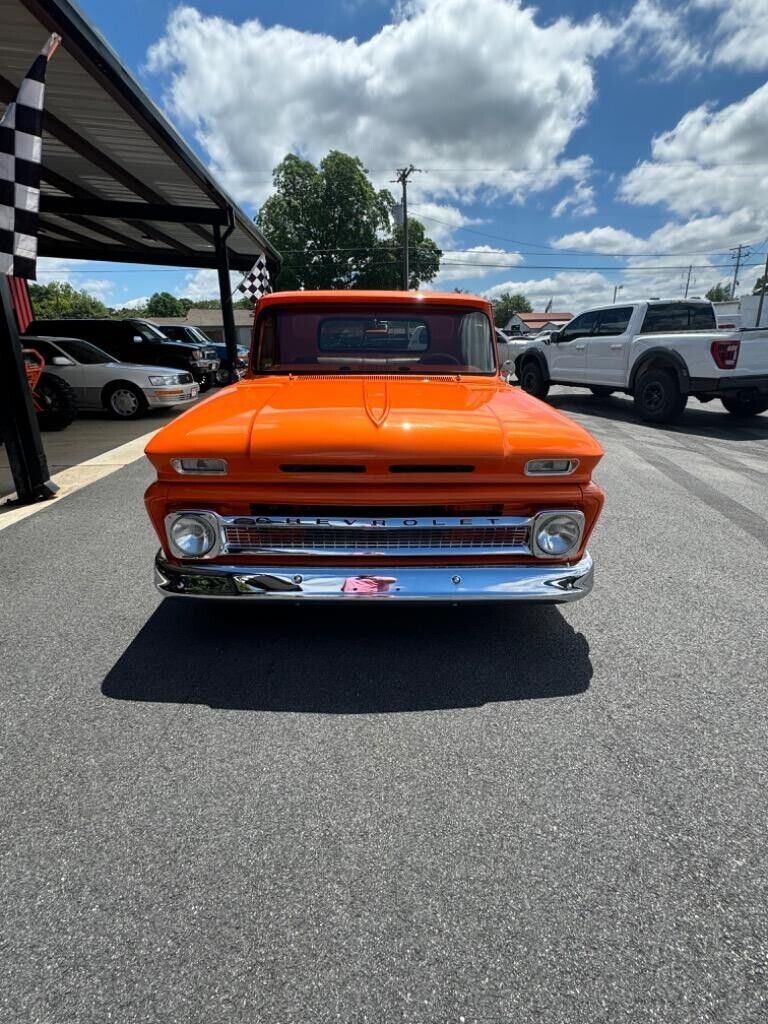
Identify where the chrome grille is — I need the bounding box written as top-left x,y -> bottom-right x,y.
223,521 -> 531,557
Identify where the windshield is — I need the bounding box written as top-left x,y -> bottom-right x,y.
134,321 -> 169,342
54,338 -> 114,364
253,304 -> 496,375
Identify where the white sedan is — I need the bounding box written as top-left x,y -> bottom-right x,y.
26,335 -> 200,419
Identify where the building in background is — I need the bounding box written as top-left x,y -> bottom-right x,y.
505,311 -> 573,337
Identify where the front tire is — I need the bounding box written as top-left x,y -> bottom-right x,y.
589,386 -> 614,399
36,373 -> 77,431
721,394 -> 768,418
633,368 -> 687,424
105,382 -> 148,419
519,360 -> 549,400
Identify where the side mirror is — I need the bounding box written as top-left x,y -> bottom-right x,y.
132,335 -> 143,344
549,330 -> 562,344
51,355 -> 75,366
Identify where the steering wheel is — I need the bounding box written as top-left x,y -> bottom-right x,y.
420,353 -> 461,365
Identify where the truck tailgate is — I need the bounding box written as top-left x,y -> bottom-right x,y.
734,329 -> 768,375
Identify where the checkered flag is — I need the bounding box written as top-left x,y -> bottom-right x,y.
0,34 -> 61,280
237,254 -> 272,302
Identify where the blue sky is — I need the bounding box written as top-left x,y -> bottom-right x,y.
41,0 -> 768,311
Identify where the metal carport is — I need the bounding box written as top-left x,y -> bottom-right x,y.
0,0 -> 280,503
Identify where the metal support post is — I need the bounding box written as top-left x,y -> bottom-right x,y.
214,219 -> 239,384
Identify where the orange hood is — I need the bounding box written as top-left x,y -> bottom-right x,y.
145,377 -> 603,484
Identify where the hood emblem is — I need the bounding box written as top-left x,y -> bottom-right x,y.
363,381 -> 389,428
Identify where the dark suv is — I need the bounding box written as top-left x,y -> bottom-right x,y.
25,318 -> 220,391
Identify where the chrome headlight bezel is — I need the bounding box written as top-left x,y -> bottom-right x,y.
149,374 -> 182,386
165,511 -> 220,559
532,510 -> 585,559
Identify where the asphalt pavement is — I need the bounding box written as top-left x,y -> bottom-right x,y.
1,389 -> 767,1023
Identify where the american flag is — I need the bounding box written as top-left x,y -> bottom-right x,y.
0,35 -> 60,279
237,253 -> 272,302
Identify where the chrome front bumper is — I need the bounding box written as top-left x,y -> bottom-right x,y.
154,551 -> 594,602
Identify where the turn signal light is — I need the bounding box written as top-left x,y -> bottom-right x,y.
711,339 -> 740,369
171,457 -> 228,475
525,459 -> 579,476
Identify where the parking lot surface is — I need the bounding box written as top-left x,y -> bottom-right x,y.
2,389 -> 767,1023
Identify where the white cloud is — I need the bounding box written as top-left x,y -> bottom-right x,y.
552,181 -> 596,218
177,268 -> 242,301
434,245 -> 523,284
35,259 -> 115,301
146,0 -> 614,208
485,271 -> 612,312
119,295 -> 151,310
620,0 -> 707,77
692,0 -> 768,70
551,226 -> 644,254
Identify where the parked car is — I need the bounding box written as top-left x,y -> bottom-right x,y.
25,317 -> 219,392
514,299 -> 768,422
157,324 -> 248,385
25,336 -> 199,419
145,290 -> 605,603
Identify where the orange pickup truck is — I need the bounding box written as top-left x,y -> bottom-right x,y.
144,291 -> 604,601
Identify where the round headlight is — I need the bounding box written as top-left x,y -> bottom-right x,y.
169,514 -> 216,557
534,513 -> 583,558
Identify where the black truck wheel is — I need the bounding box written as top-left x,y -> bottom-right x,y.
36,372 -> 77,431
519,360 -> 549,400
721,394 -> 768,418
633,368 -> 687,424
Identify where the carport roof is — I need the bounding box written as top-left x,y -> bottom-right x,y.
0,0 -> 280,272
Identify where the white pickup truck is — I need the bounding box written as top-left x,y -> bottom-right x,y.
512,299 -> 768,422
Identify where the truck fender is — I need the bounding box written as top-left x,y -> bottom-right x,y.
514,347 -> 549,381
629,347 -> 692,394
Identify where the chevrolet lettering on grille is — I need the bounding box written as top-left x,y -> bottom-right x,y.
251,516 -> 505,528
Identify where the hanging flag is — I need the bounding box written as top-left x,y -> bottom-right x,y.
0,34 -> 61,279
236,253 -> 272,302
544,297 -> 553,313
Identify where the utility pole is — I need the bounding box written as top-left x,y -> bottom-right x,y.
393,165 -> 420,290
729,243 -> 750,300
683,265 -> 693,298
756,253 -> 768,327
612,283 -> 623,303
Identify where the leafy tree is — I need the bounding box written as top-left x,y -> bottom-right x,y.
28,281 -> 109,319
491,291 -> 532,327
145,291 -> 186,317
706,281 -> 732,302
752,276 -> 768,296
257,150 -> 441,290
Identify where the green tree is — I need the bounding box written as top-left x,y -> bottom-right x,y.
145,291 -> 186,317
752,276 -> 767,296
28,281 -> 109,319
491,291 -> 532,327
706,281 -> 732,302
257,150 -> 441,290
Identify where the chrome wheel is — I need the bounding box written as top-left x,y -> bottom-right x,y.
107,384 -> 146,419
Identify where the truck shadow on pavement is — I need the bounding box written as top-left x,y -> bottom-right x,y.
548,392 -> 768,442
102,600 -> 592,713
